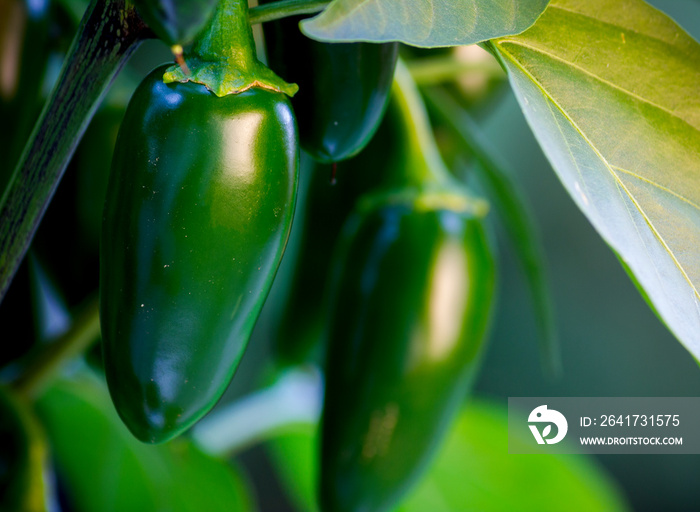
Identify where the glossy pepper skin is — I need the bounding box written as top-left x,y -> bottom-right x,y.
320,202 -> 495,512
100,65 -> 298,444
261,5 -> 398,163
134,0 -> 218,46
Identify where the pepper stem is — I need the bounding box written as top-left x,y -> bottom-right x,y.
164,0 -> 297,97
389,59 -> 455,189
171,44 -> 190,75
363,59 -> 489,217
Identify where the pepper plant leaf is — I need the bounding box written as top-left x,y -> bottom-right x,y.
36,375 -> 254,512
301,0 -> 550,47
266,400 -> 628,511
490,0 -> 700,359
397,401 -> 628,512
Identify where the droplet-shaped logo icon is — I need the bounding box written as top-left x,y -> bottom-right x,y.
528,405 -> 568,444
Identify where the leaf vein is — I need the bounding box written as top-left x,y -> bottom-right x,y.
497,40 -> 696,131
613,175 -> 700,301
496,44 -> 700,301
610,165 -> 700,213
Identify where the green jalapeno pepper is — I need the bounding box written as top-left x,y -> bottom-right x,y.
100,0 -> 299,443
319,61 -> 496,512
261,1 -> 398,163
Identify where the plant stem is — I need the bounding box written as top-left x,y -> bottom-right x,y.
390,59 -> 453,188
248,0 -> 330,25
0,0 -> 149,305
13,298 -> 101,399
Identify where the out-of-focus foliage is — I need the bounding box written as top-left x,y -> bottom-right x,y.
267,399 -> 629,511
0,386 -> 48,512
36,375 -> 255,512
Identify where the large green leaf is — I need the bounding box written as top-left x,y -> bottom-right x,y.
36,375 -> 254,512
397,401 -> 627,511
267,400 -> 628,511
301,0 -> 550,47
491,0 -> 700,359
266,424 -> 319,512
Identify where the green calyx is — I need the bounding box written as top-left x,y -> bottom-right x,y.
163,0 -> 297,97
